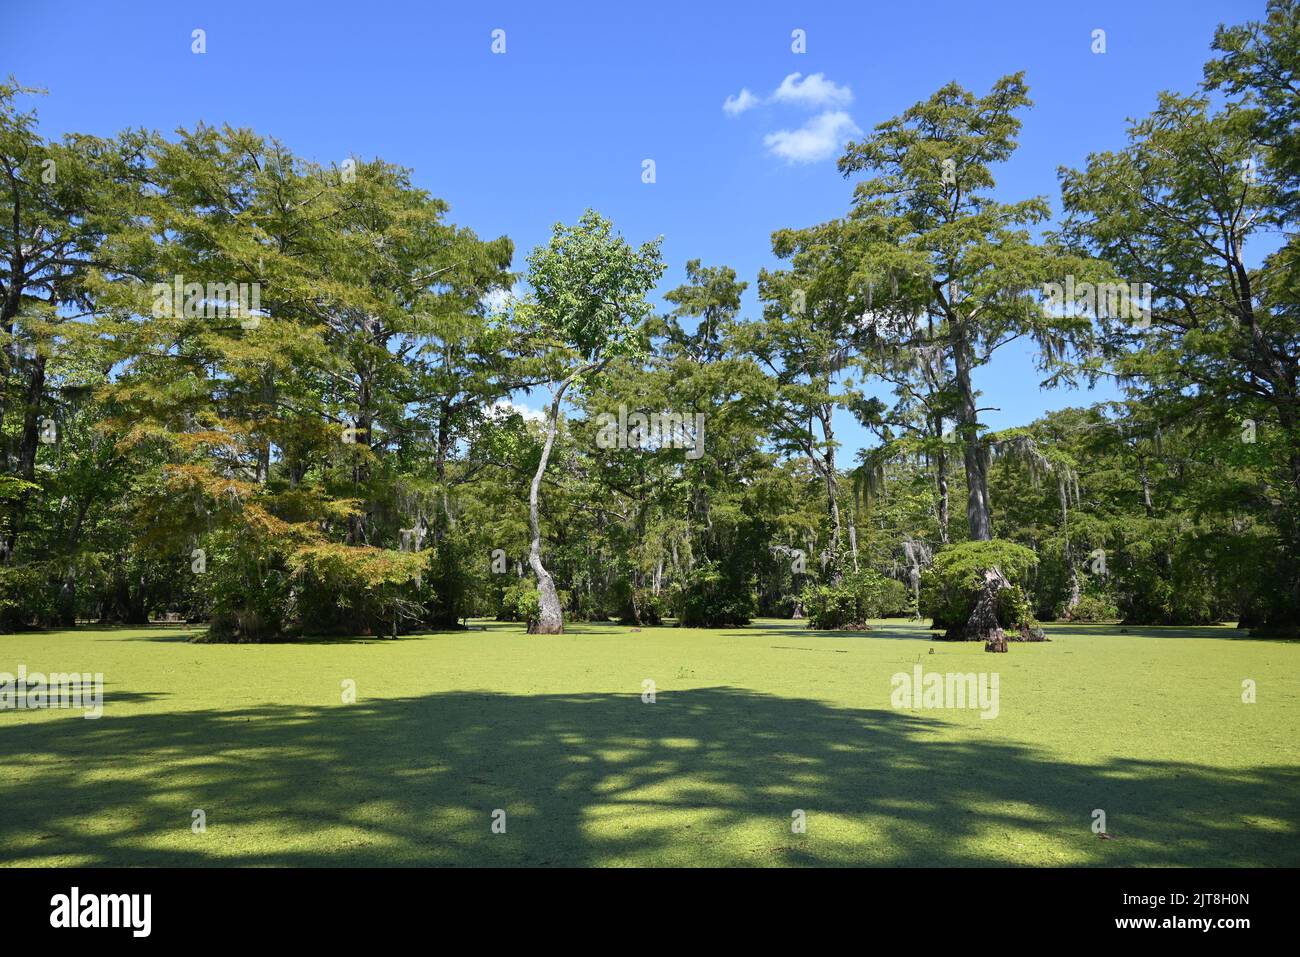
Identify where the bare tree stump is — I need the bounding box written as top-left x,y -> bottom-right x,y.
1012,623 -> 1048,642
964,566 -> 1010,652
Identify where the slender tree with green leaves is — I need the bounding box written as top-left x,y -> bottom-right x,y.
514,210 -> 664,634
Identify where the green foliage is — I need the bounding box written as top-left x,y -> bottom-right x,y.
834,73 -> 1100,541
524,209 -> 665,364
203,542 -> 295,643
1064,593 -> 1120,623
921,540 -> 1039,630
802,568 -> 898,630
423,524 -> 483,630
995,583 -> 1036,631
677,560 -> 755,628
1059,12 -> 1300,631
0,562 -> 56,631
497,579 -> 540,626
627,586 -> 666,626
877,576 -> 913,618
2,9 -> 1297,642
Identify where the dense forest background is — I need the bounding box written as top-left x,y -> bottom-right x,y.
1,3 -> 1296,643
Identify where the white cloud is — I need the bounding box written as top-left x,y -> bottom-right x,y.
722,73 -> 852,116
722,72 -> 859,163
771,72 -> 853,109
722,88 -> 761,116
488,398 -> 546,423
763,111 -> 862,164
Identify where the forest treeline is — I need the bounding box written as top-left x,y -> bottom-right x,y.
1,4 -> 1297,644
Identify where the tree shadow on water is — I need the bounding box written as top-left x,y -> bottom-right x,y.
1,686 -> 1295,866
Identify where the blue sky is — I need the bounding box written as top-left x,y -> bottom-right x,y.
1,0 -> 1265,460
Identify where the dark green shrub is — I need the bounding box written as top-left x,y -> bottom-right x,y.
995,583 -> 1035,629
203,535 -> 296,642
572,590 -> 617,622
801,568 -> 895,630
677,560 -> 754,627
877,576 -> 912,618
497,578 -> 540,625
607,577 -> 666,625
1061,593 -> 1119,622
801,584 -> 858,629
623,586 -> 665,626
422,525 -> 481,630
0,562 -> 55,631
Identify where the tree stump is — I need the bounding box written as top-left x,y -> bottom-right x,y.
964,566 -> 1010,652
1013,623 -> 1048,642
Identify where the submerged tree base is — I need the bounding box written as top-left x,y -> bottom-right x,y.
930,565 -> 1049,652
967,567 -> 1010,652
1013,623 -> 1048,642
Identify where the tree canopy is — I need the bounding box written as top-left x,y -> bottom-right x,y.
2,2 -> 1297,643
